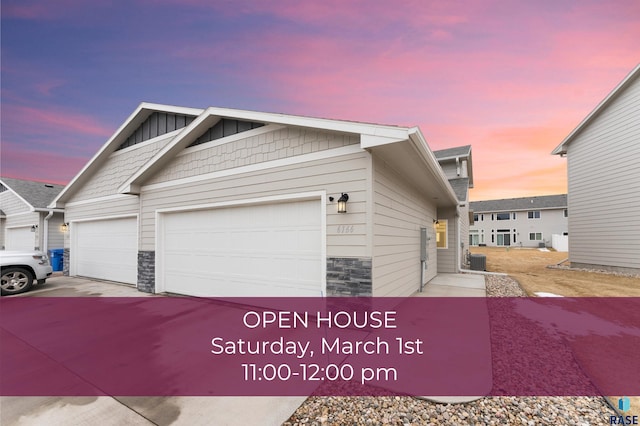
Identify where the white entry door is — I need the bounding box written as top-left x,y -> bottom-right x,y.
73,217 -> 138,284
159,199 -> 323,297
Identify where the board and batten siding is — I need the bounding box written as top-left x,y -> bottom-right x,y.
70,133 -> 175,202
566,73 -> 640,271
141,151 -> 371,259
372,154 -> 437,297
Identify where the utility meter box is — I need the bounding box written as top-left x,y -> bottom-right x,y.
420,228 -> 428,261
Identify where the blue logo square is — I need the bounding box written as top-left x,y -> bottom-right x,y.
619,396 -> 631,412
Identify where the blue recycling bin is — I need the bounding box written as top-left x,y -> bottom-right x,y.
49,248 -> 64,272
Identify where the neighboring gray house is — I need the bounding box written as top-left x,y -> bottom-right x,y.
552,64 -> 640,273
0,177 -> 65,252
469,195 -> 568,249
49,103 -> 473,297
433,145 -> 474,270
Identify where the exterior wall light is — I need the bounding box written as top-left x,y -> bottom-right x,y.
30,225 -> 38,232
337,193 -> 349,213
61,223 -> 69,232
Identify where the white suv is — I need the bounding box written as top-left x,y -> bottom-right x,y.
0,251 -> 53,296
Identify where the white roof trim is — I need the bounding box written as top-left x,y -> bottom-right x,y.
49,102 -> 458,208
407,127 -> 460,205
49,102 -> 204,207
34,208 -> 64,213
203,106 -> 409,138
552,64 -> 640,155
360,133 -> 408,148
435,152 -> 471,161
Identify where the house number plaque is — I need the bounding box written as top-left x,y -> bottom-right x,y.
336,225 -> 355,234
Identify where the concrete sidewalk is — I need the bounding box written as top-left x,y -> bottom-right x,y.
1,396 -> 307,426
414,273 -> 492,404
417,273 -> 486,297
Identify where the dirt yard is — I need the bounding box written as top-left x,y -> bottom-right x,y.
469,246 -> 640,297
471,246 -> 640,416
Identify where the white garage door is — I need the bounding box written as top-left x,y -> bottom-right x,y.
6,226 -> 35,251
161,199 -> 323,297
73,217 -> 138,284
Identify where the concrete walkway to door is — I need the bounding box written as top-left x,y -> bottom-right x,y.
413,273 -> 491,404
417,273 -> 486,297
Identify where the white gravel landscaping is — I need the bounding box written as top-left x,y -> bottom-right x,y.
284,274 -> 615,425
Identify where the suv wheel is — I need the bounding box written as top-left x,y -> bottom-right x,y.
1,267 -> 34,296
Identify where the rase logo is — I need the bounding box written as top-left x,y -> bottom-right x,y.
610,397 -> 638,425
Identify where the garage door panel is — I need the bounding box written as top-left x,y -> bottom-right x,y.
165,270 -> 321,297
74,218 -> 137,285
162,200 -> 322,297
298,230 -> 321,250
6,227 -> 35,251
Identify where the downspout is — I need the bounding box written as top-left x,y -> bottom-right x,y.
43,210 -> 54,253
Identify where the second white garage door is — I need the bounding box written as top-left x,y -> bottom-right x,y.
73,217 -> 138,285
160,199 -> 323,297
6,226 -> 35,251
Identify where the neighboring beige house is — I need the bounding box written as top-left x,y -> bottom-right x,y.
552,64 -> 640,273
469,195 -> 568,249
50,103 -> 473,297
0,177 -> 65,252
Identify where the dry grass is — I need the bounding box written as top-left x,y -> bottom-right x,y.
469,246 -> 640,297
470,246 -> 640,415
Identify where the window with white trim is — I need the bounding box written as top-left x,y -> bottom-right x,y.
436,220 -> 448,249
529,232 -> 543,240
528,211 -> 541,219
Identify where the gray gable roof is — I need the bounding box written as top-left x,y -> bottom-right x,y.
449,178 -> 469,202
470,194 -> 567,212
0,177 -> 65,209
433,145 -> 471,159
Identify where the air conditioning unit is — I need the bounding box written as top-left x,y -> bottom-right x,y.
469,254 -> 486,271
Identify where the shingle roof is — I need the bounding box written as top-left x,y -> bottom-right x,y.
0,177 -> 65,209
433,145 -> 471,159
470,194 -> 567,212
448,178 -> 469,202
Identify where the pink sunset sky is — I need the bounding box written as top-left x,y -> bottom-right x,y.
1,0 -> 638,200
